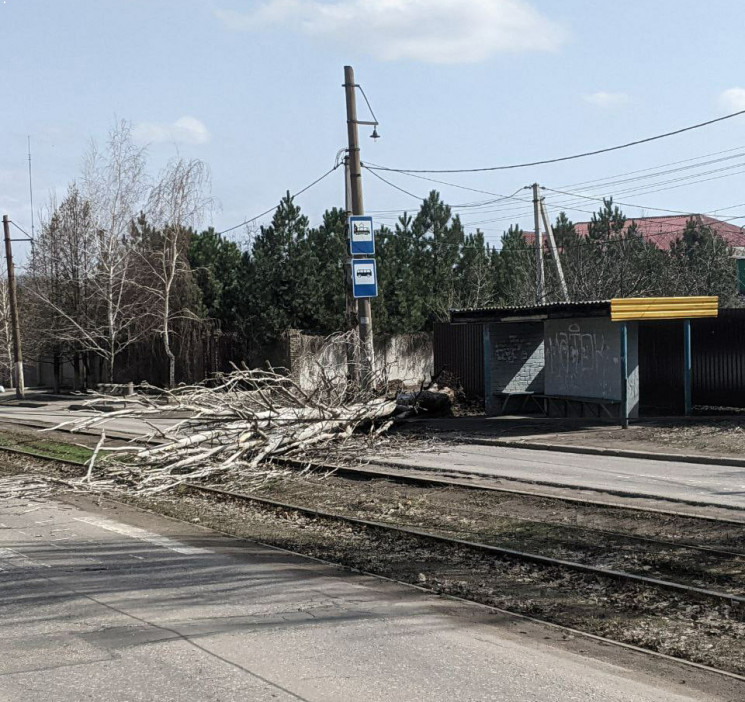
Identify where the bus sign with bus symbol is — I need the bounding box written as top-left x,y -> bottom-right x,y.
352,259 -> 378,298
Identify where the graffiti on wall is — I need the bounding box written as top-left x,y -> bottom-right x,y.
494,335 -> 529,364
546,323 -> 609,381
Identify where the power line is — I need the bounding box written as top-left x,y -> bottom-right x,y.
541,186 -> 705,216
217,164 -> 341,236
556,144 -> 745,191
365,167 -> 423,200
370,108 -> 745,174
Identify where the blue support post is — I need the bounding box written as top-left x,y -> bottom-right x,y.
620,322 -> 629,429
483,324 -> 491,414
683,318 -> 692,416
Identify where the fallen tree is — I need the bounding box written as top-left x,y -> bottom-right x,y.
52,348 -> 398,493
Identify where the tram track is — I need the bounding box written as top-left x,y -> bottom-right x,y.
0,443 -> 744,679
185,482 -> 745,608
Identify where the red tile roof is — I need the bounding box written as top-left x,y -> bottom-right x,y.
524,215 -> 745,250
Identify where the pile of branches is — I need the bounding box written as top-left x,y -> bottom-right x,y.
54,363 -> 397,494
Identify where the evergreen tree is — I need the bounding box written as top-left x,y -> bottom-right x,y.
412,190 -> 464,322
374,214 -> 428,334
249,193 -> 309,345
302,207 -> 347,333
188,228 -> 245,331
668,219 -> 738,304
456,230 -> 494,309
496,224 -> 535,305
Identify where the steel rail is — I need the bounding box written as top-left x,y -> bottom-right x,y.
185,483 -> 745,609
275,458 -> 745,559
274,456 -> 745,526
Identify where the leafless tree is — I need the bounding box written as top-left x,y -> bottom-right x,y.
0,279 -> 13,388
82,120 -> 151,383
137,157 -> 213,387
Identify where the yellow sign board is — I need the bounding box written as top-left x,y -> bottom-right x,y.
610,296 -> 718,321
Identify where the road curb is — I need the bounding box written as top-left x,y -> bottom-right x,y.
460,436 -> 745,468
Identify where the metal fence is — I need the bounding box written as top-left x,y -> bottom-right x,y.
433,322 -> 484,400
692,309 -> 745,408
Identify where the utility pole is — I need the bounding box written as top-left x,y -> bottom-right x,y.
343,154 -> 359,385
532,183 -> 544,304
344,65 -> 375,388
539,197 -> 569,302
2,216 -> 25,399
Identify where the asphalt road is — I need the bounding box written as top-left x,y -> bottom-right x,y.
0,485 -> 716,702
378,444 -> 745,509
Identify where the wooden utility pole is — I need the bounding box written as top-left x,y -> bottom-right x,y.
2,216 -> 25,399
344,65 -> 375,388
343,154 -> 359,385
532,183 -> 544,304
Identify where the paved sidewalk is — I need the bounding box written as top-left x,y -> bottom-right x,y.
0,488 -> 725,702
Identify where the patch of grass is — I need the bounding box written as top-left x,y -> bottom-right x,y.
0,432 -> 93,464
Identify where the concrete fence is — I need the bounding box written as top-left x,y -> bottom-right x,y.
290,330 -> 434,392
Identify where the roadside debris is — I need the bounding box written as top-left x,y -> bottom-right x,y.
49,363 -> 399,494
396,385 -> 454,417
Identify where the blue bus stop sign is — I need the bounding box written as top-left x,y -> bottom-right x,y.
349,216 -> 375,255
352,258 -> 378,298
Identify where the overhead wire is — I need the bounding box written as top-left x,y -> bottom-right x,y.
9,221 -> 33,239
370,108 -> 745,174
555,145 -> 745,190
369,152 -> 745,222
363,158 -> 745,254
217,163 -> 341,236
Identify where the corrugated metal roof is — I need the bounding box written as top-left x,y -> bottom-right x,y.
450,300 -> 611,322
451,300 -> 610,315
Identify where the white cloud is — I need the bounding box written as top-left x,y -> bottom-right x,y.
583,91 -> 631,108
720,87 -> 745,112
214,0 -> 565,64
133,116 -> 211,145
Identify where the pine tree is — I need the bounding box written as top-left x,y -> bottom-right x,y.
412,191 -> 464,322
496,224 -> 535,305
456,230 -> 494,309
374,215 -> 428,334
249,193 -> 309,345
668,219 -> 738,304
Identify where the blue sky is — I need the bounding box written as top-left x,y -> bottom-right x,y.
3,0 -> 745,254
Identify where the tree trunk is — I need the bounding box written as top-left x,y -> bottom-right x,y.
164,329 -> 175,388
53,351 -> 61,394
73,353 -> 81,392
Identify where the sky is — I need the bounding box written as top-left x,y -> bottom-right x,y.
3,0 -> 745,257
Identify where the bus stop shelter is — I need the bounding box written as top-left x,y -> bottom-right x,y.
447,296 -> 719,426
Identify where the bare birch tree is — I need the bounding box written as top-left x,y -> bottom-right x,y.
137,158 -> 212,387
82,120 -> 151,383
